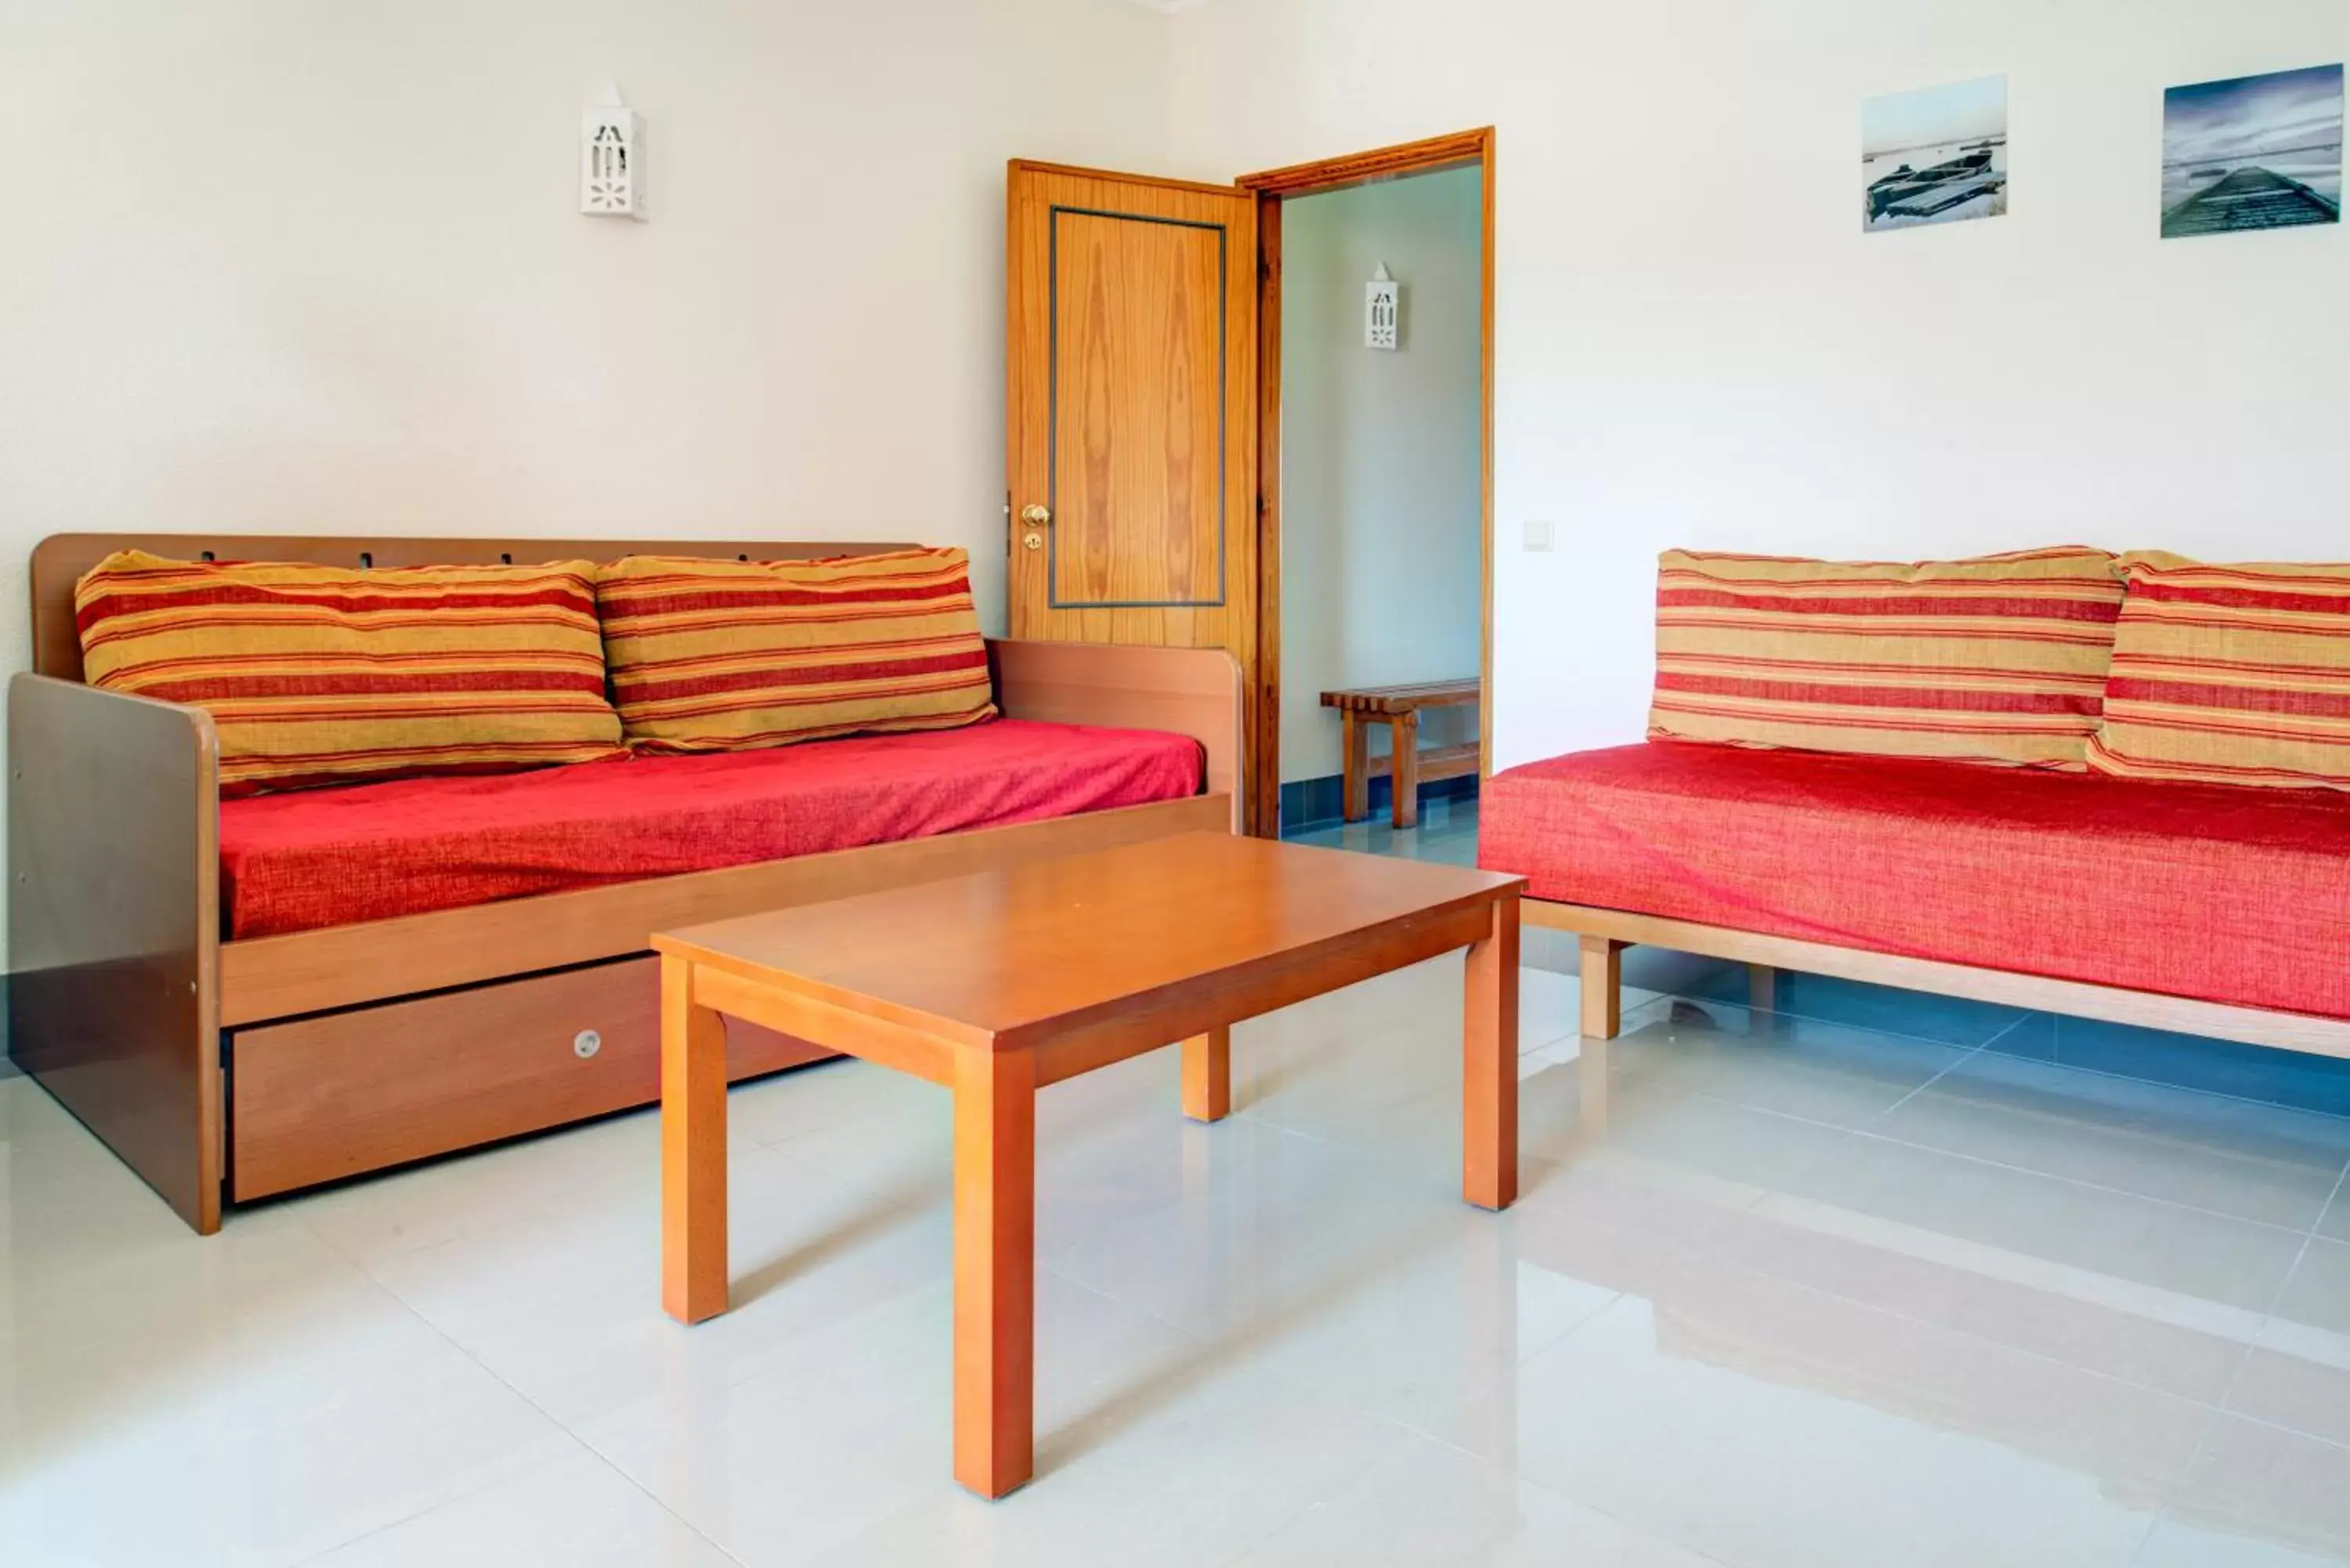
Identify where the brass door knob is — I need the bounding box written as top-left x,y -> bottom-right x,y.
1020,504 -> 1052,526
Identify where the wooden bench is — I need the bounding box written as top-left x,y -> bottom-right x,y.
1320,679 -> 1481,829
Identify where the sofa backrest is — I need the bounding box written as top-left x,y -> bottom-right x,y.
30,534 -> 916,684
1647,545 -> 2126,770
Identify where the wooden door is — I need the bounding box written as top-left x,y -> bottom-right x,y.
1006,161 -> 1259,819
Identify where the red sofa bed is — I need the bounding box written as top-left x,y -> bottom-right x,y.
1484,740 -> 2350,1028
1480,547 -> 2350,1058
220,718 -> 1202,938
11,533 -> 1244,1233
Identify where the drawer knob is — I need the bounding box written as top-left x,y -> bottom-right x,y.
573,1029 -> 602,1060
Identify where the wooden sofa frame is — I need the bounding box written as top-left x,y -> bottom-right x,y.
9,533 -> 1245,1234
1542,901 -> 2350,1060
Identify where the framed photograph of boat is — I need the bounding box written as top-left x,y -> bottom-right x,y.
2161,64 -> 2342,239
1863,75 -> 2009,233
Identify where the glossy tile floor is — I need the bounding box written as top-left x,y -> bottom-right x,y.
1281,790 -> 1481,868
12,937 -> 2350,1564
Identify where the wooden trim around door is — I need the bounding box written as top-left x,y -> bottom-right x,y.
1252,196 -> 1285,838
1238,129 -> 1491,197
1478,133 -> 1495,788
1240,128 -> 1498,836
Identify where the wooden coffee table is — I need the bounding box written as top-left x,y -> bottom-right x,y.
653,831 -> 1524,1498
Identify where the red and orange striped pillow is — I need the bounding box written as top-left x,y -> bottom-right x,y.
2088,553 -> 2350,790
1647,547 -> 2127,768
74,551 -> 625,796
595,547 -> 996,753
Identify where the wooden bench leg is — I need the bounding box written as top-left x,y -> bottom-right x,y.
1182,1026 -> 1232,1122
1342,710 -> 1369,823
1464,894 -> 1521,1211
953,1044 -> 1037,1500
661,955 -> 731,1325
1749,964 -> 1777,1015
1579,936 -> 1624,1041
1391,710 -> 1422,830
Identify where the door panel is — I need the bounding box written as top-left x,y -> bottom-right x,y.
1007,161 -> 1257,818
1053,208 -> 1225,611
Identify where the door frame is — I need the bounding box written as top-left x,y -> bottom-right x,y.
1236,128 -> 1497,838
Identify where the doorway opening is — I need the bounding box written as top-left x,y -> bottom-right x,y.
1240,132 -> 1495,858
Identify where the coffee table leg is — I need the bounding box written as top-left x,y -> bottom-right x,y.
1463,894 -> 1520,1211
953,1044 -> 1037,1499
1181,1026 -> 1232,1122
661,956 -> 731,1324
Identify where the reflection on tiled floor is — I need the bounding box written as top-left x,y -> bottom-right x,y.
1682,968 -> 2350,1122
9,946 -> 2350,1563
1281,790 -> 1481,868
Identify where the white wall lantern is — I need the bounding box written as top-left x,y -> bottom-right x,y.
1364,262 -> 1400,351
580,83 -> 643,219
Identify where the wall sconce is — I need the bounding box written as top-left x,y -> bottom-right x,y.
581,83 -> 643,219
1365,262 -> 1399,350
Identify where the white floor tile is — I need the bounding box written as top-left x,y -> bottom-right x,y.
799,1335 -> 1416,1568
1224,1434 -> 1730,1567
2268,1238 -> 2350,1340
10,945 -> 2350,1568
282,1107 -> 675,1270
294,1446 -> 733,1567
1420,1290 -> 2178,1568
1517,1042 -> 1863,1200
1871,1051 -> 2350,1231
2225,1339 -> 2350,1450
2135,1516 -> 2348,1567
1766,1130 -> 2312,1316
1702,1198 -> 2253,1406
0,1313 -> 573,1566
1601,998 -> 1975,1129
345,1137 -> 956,1432
2152,1414 -> 2350,1565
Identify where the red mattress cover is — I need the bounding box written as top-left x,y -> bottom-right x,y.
1479,741 -> 2350,1021
220,718 -> 1202,938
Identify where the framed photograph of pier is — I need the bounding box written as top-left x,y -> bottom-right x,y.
2161,64 -> 2342,239
1863,75 -> 2009,233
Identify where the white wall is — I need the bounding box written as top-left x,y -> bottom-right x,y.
0,0 -> 1169,963
14,0 -> 2350,905
1279,168 -> 1484,783
0,0 -> 1173,645
1167,0 -> 2350,771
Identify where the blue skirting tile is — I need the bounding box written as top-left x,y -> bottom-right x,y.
1281,771 -> 1477,834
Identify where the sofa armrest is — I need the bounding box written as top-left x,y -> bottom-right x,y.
8,673 -> 223,1232
988,640 -> 1244,832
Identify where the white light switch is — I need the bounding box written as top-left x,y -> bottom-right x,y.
1522,519 -> 1555,552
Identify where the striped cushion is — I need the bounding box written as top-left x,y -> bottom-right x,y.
2088,553 -> 2350,790
1648,547 -> 2126,768
595,547 -> 996,753
74,551 -> 625,796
